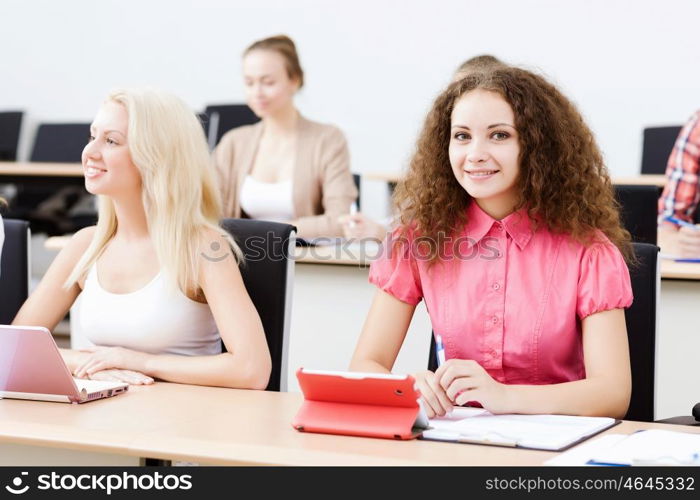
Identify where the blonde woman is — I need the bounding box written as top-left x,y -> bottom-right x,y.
13,89 -> 272,389
214,35 -> 357,240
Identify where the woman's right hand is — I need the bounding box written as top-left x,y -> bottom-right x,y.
678,225 -> 700,258
88,369 -> 154,385
412,370 -> 453,418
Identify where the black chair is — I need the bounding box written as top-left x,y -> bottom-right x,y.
0,218 -> 30,324
0,111 -> 24,208
428,242 -> 659,422
0,111 -> 23,161
220,218 -> 295,391
352,173 -> 361,210
30,123 -> 90,163
614,185 -> 659,245
196,112 -> 209,135
641,126 -> 682,175
623,242 -> 659,421
203,104 -> 259,149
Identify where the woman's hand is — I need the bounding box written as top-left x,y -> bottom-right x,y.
678,225 -> 700,258
338,212 -> 387,240
434,359 -> 511,414
88,369 -> 154,385
73,346 -> 148,379
412,370 -> 453,418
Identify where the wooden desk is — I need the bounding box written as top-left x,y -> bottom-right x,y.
363,171 -> 404,184
0,161 -> 83,177
613,175 -> 666,188
293,241 -> 378,266
0,161 -> 84,188
2,382 -> 699,466
660,259 -> 700,280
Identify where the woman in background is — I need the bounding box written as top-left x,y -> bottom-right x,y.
214,35 -> 357,240
13,88 -> 271,389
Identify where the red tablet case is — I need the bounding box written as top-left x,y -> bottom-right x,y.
291,368 -> 423,440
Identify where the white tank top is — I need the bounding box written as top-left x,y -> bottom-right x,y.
77,264 -> 221,356
239,175 -> 294,223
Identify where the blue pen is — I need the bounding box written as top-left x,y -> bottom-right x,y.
664,215 -> 700,230
435,334 -> 446,367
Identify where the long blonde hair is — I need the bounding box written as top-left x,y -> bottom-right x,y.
65,88 -> 242,296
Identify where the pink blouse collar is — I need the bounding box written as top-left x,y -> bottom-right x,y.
464,201 -> 536,251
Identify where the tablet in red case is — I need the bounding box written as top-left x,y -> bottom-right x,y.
292,368 -> 427,440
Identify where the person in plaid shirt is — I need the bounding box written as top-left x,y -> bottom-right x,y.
658,111 -> 700,258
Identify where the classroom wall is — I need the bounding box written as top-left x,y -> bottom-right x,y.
1,0 -> 699,217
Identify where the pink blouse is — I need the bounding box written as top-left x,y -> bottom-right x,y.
369,202 -> 633,385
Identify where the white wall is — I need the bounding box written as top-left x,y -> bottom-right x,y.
2,0 -> 699,218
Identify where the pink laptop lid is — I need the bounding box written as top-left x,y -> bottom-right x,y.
0,325 -> 81,400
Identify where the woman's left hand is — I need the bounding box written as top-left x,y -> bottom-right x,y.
434,359 -> 512,414
73,346 -> 147,379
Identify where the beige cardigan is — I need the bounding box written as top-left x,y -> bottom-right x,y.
213,116 -> 358,239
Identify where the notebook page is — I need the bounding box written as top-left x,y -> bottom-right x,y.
425,412 -> 616,450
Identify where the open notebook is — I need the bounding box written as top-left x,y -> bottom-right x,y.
422,408 -> 619,451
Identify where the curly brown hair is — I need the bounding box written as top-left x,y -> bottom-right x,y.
393,66 -> 633,264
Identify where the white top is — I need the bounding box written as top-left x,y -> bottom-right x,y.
77,264 -> 221,356
239,175 -> 294,223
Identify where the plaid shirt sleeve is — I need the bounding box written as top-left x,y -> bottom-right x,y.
658,110 -> 700,224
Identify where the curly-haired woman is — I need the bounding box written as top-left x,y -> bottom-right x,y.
350,67 -> 634,419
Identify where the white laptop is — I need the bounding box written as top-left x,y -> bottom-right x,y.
0,325 -> 128,403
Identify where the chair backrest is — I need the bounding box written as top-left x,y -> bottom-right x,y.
30,123 -> 91,162
0,218 -> 30,324
220,218 -> 295,391
624,242 -> 658,421
0,111 -> 23,161
196,112 -> 209,134
641,126 -> 682,174
614,184 -> 659,245
352,173 -> 361,210
204,104 -> 259,149
427,242 -> 659,422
